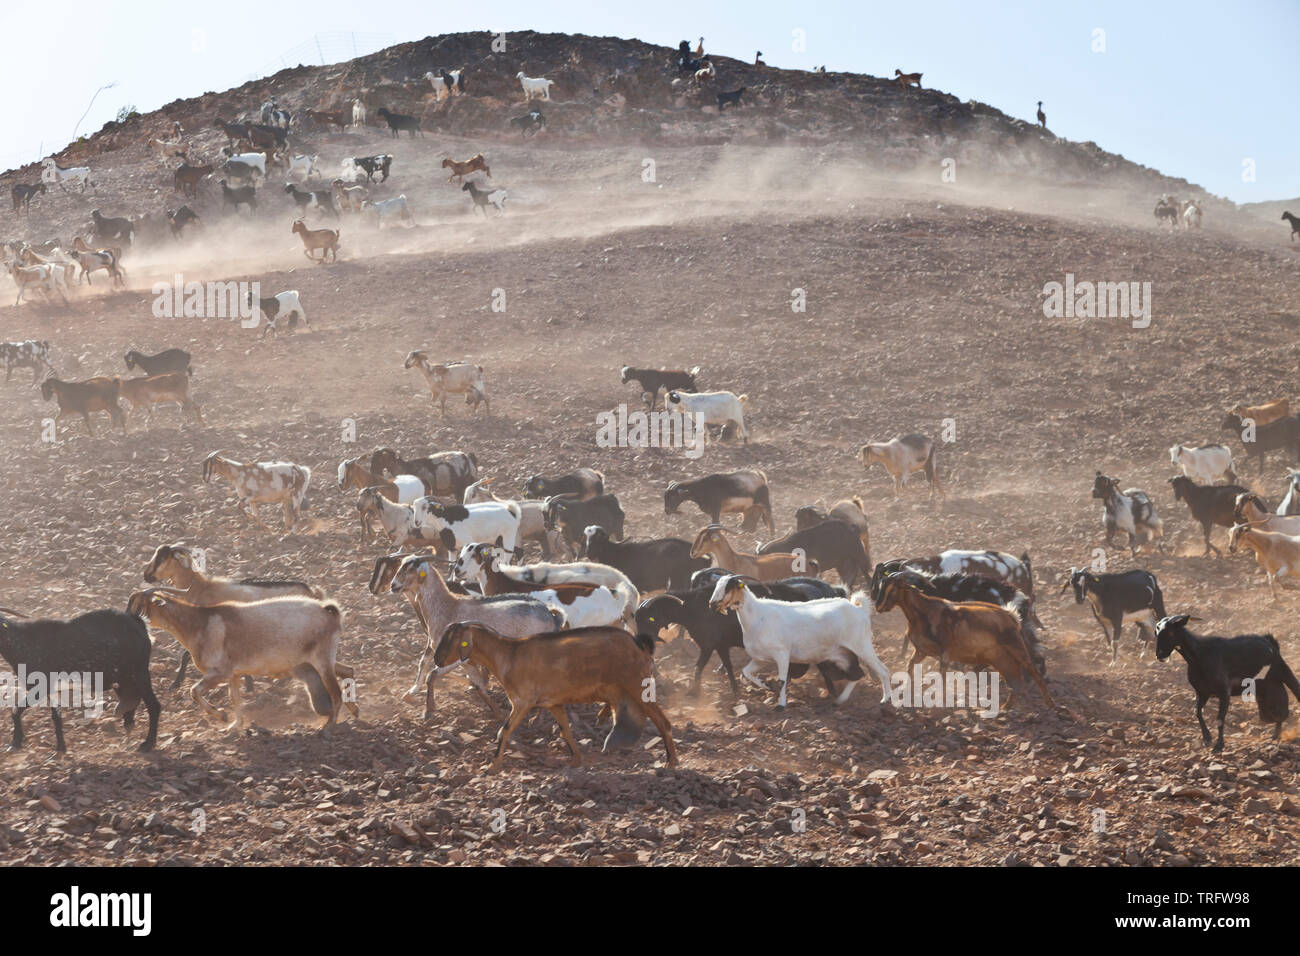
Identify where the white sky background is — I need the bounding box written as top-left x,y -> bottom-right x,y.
0,0 -> 1295,202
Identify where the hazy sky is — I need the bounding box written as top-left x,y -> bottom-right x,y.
2,0 -> 1295,202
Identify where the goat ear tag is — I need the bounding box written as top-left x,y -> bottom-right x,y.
460,641 -> 467,647
418,570 -> 427,579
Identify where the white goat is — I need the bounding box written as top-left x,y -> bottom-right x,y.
463,478 -> 563,557
424,72 -> 449,100
286,154 -> 319,181
708,574 -> 891,708
451,544 -> 638,623
351,99 -> 366,127
666,389 -> 749,443
41,159 -> 91,192
1170,442 -> 1236,485
517,72 -> 554,102
1280,469 -> 1300,516
362,195 -> 413,228
222,152 -> 267,177
403,352 -> 489,415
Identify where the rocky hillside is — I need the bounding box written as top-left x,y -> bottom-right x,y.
4,30 -> 1234,215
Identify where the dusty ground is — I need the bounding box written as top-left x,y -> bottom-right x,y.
1,109 -> 1300,867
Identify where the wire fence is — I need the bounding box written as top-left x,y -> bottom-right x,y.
252,31 -> 400,81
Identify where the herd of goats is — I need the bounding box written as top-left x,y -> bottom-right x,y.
2,329 -> 1300,764
2,54 -> 1300,770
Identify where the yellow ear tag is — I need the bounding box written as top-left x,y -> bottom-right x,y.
460,641 -> 467,647
418,570 -> 427,579
737,581 -> 745,589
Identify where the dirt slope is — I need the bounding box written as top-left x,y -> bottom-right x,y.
0,34 -> 1299,867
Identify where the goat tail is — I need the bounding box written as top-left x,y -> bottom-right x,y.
321,601 -> 342,620
1272,649 -> 1300,703
737,393 -> 749,404
849,589 -> 870,607
506,501 -> 522,520
293,465 -> 313,510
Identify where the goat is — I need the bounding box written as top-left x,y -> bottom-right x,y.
402,352 -> 488,414
41,158 -> 91,192
148,136 -> 190,165
1,340 -> 54,384
543,495 -> 626,550
451,543 -> 638,624
873,573 -> 1054,707
118,372 -> 203,426
284,183 -> 338,218
202,451 -> 311,531
1168,476 -> 1250,556
620,365 -> 700,409
517,72 -> 554,102
509,109 -> 545,136
348,154 -> 393,183
8,261 -> 68,306
1229,399 -> 1290,427
1092,473 -> 1163,556
665,470 -> 773,531
371,447 -> 479,500
523,469 -> 603,501
1154,197 -> 1181,227
462,181 -> 507,215
391,554 -> 564,719
890,549 -> 1034,598
286,154 -> 319,181
246,290 -> 308,337
860,433 -> 942,496
694,61 -> 716,84
463,479 -> 562,558
709,575 -> 890,709
331,179 -> 369,213
1063,567 -> 1166,664
716,87 -> 746,110
1234,492 -> 1300,535
143,542 -> 321,688
1283,211 -> 1300,242
1154,614 -> 1300,751
758,521 -> 868,587
666,389 -> 748,443
167,206 -> 200,238
442,154 -> 490,183
302,107 -> 350,132
124,348 -> 190,377
219,179 -> 257,214
691,525 -> 813,582
128,589 -> 354,731
40,377 -> 125,436
1221,413 -> 1300,471
1280,469 -> 1300,516
0,607 -> 159,752
583,525 -> 708,591
291,220 -> 340,263
795,497 -> 871,565
1170,442 -> 1236,485
637,577 -> 844,697
424,72 -> 449,100
1036,100 -> 1046,128
431,621 -> 675,770
172,162 -> 213,199
375,108 -> 423,138
1183,199 -> 1203,229
11,182 -> 46,213
894,69 -> 922,88
90,210 -> 132,246
1228,524 -> 1300,599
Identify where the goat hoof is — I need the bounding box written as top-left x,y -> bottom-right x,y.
6,744 -> 21,753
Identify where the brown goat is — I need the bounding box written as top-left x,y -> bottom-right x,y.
874,575 -> 1054,707
40,376 -> 126,436
442,154 -> 491,183
292,219 -> 339,263
894,69 -> 922,88
173,162 -> 214,198
1229,399 -> 1290,427
689,525 -> 815,581
432,621 -> 677,770
117,372 -> 203,426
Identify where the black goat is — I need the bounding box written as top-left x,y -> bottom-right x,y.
219,179 -> 257,213
1155,614 -> 1300,751
543,494 -> 625,548
795,498 -> 871,567
620,365 -> 700,408
351,154 -> 393,183
11,182 -> 45,213
166,206 -> 200,238
523,469 -> 604,501
125,348 -> 192,377
717,87 -> 746,110
91,209 -> 134,245
582,526 -> 707,591
1282,211 -> 1299,241
284,182 -> 338,218
509,110 -> 545,136
1221,413 -> 1300,471
1168,476 -> 1250,556
0,608 -> 160,752
375,108 -> 423,138
759,520 -> 870,588
665,470 -> 773,532
690,566 -> 843,599
636,580 -> 858,696
1064,567 -> 1166,664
